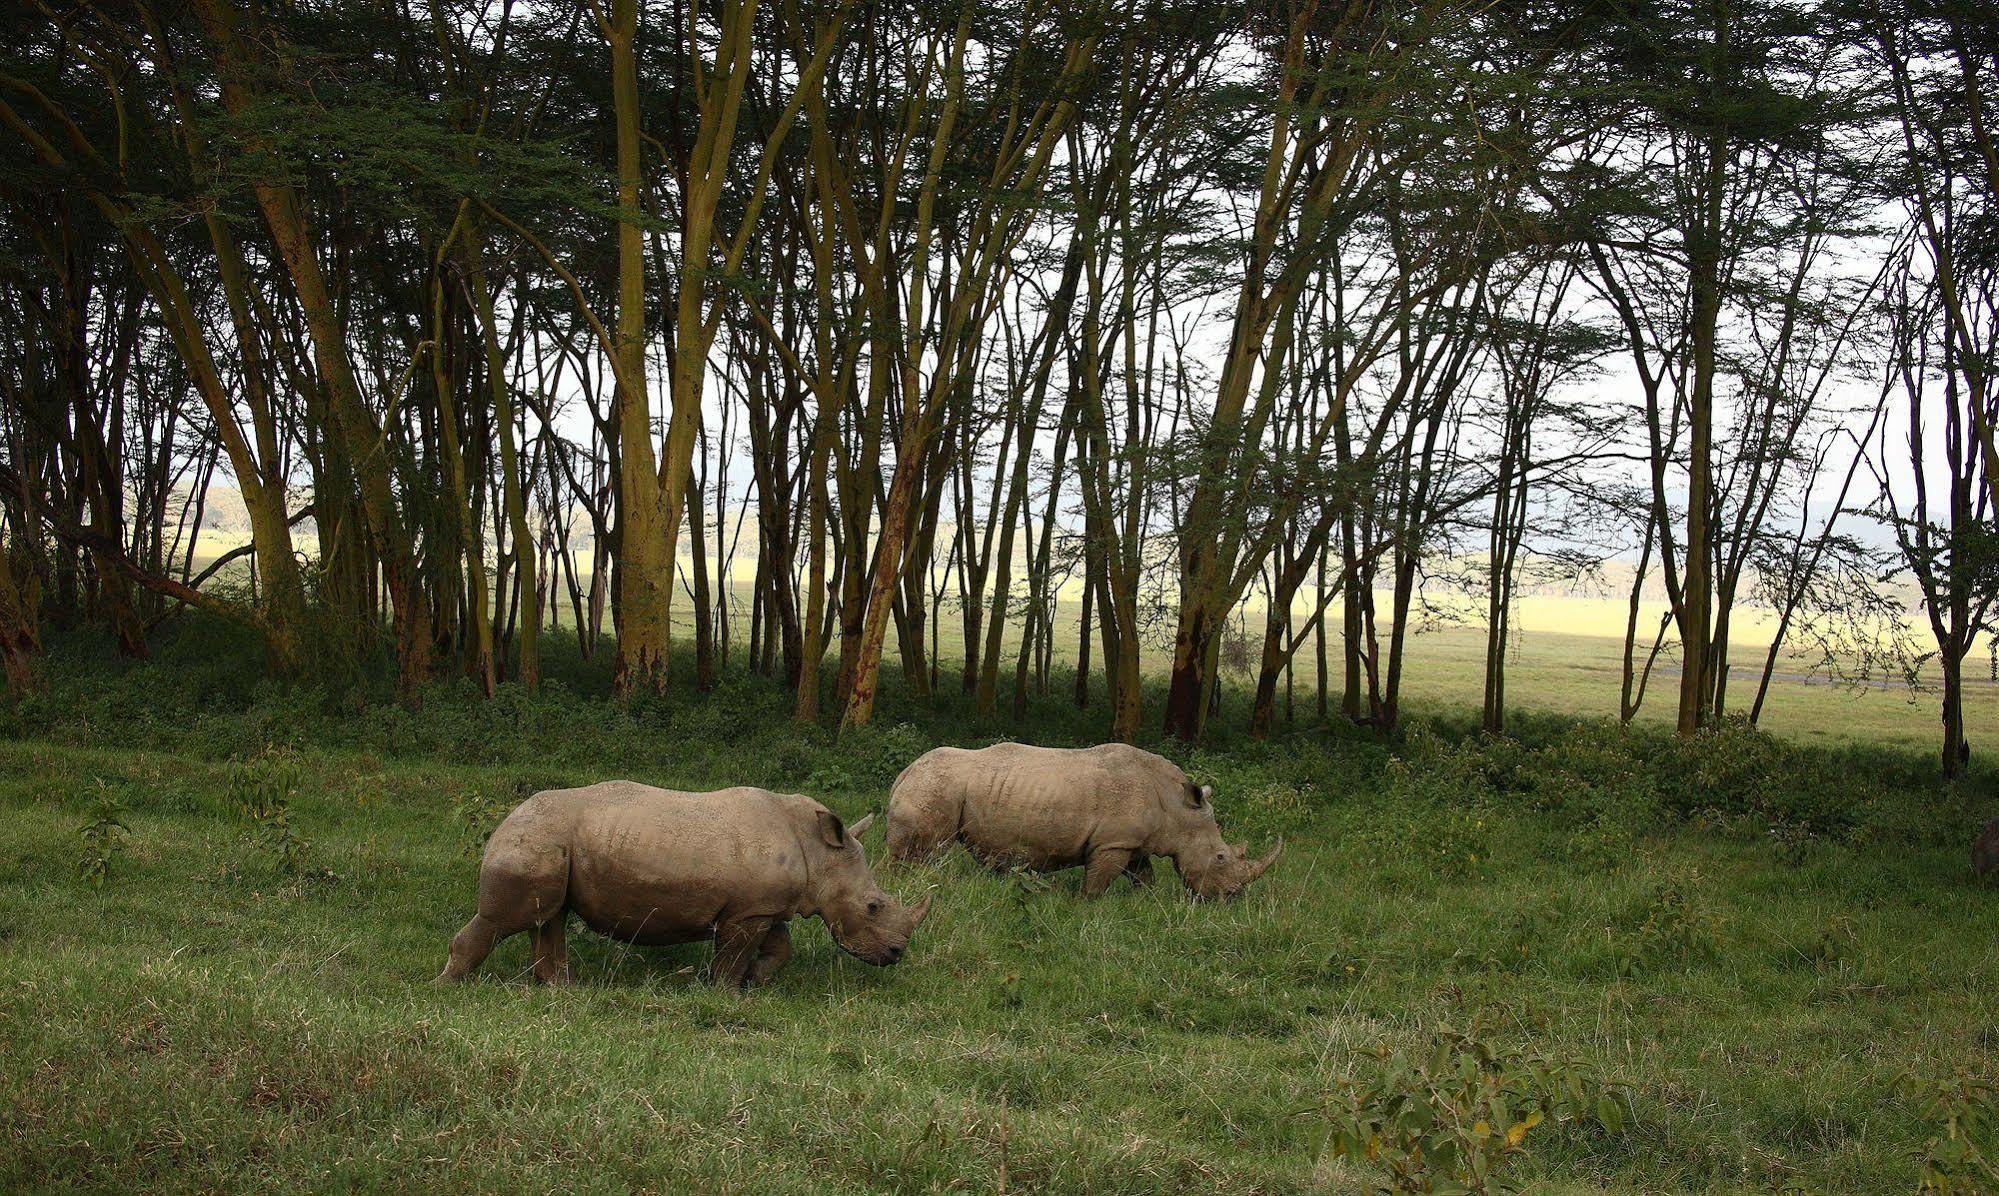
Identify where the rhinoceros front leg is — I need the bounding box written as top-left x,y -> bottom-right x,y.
530,913 -> 570,985
1124,854 -> 1154,889
745,920 -> 792,988
1082,848 -> 1135,898
709,916 -> 776,990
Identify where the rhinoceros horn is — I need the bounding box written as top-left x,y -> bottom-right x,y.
848,812 -> 876,840
910,893 -> 934,925
1246,839 -> 1284,881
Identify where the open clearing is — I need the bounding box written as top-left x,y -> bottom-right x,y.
1,625 -> 1994,1193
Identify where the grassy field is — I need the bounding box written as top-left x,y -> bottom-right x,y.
2,622 -> 1996,1193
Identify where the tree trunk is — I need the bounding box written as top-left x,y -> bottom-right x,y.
0,540 -> 41,698
607,0 -> 671,695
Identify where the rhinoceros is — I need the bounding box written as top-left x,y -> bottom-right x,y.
436,781 -> 931,989
885,743 -> 1281,899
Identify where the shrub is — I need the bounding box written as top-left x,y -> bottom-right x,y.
834,721 -> 932,791
75,779 -> 129,889
226,751 -> 312,876
450,789 -> 514,859
1652,718 -> 1787,817
1804,912 -> 1857,970
1614,872 -> 1724,978
1898,1073 -> 1999,1195
1320,1025 -> 1627,1194
1351,779 -> 1493,883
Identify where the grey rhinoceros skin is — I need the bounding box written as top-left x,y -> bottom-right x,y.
437,781 -> 930,989
885,743 -> 1281,899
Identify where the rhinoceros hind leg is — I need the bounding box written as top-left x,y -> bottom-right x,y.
436,914 -> 504,984
530,913 -> 570,985
709,916 -> 776,990
1082,848 -> 1135,898
745,920 -> 792,988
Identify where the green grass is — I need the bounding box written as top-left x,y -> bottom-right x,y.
1,623 -> 1995,1193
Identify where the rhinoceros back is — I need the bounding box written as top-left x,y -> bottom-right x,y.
888,744 -> 1145,870
519,782 -> 810,946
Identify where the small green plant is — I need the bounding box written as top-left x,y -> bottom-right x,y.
226,752 -> 311,875
1318,1025 -> 1627,1194
1804,912 -> 1857,970
1456,908 -> 1555,976
1615,872 -> 1724,978
801,762 -> 855,793
1768,818 -> 1819,865
450,789 -> 513,859
1352,795 -> 1493,883
76,780 -> 129,889
1898,1073 -> 1999,1194
1561,812 -> 1637,873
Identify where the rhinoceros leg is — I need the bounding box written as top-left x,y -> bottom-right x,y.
436,914 -> 503,983
438,847 -> 570,984
745,920 -> 792,988
709,915 -> 776,990
1082,848 -> 1135,898
1124,854 -> 1154,889
530,913 -> 570,985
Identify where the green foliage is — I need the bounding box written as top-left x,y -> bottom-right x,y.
836,722 -> 934,791
1802,911 -> 1856,970
1898,1074 -> 1999,1195
1353,795 -> 1494,883
226,751 -> 312,877
74,778 -> 128,889
1321,1025 -> 1628,1194
449,789 -> 513,860
1614,872 -> 1725,978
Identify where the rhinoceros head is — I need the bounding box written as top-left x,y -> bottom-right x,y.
810,810 -> 933,966
1159,782 -> 1283,901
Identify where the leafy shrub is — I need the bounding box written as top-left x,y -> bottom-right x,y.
1804,912 -> 1857,970
1320,1025 -> 1627,1194
1614,872 -> 1724,977
75,779 -> 129,889
226,751 -> 312,876
800,762 -> 856,795
1352,781 -> 1493,883
1556,811 -> 1638,873
1898,1073 -> 1999,1194
834,722 -> 931,791
450,789 -> 514,859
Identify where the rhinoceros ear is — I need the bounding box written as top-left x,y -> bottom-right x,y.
1183,782 -> 1212,810
816,808 -> 849,849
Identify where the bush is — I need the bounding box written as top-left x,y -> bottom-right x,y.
226,750 -> 312,876
1614,872 -> 1724,978
1320,1025 -> 1627,1194
1899,1073 -> 1999,1195
1351,795 -> 1493,883
75,779 -> 129,889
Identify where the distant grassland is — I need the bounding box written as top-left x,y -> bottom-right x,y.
175,519 -> 1993,755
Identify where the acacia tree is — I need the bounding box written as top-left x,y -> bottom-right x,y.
0,0 -> 1983,755
1580,0 -> 1861,735
1863,0 -> 1999,777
